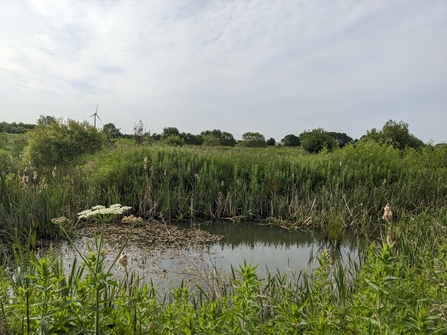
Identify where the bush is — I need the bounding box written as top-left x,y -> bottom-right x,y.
26,119 -> 106,167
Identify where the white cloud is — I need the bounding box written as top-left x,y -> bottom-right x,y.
1,0 -> 446,142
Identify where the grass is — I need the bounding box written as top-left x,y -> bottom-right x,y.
0,138 -> 447,333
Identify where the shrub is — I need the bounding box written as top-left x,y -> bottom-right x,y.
26,119 -> 106,167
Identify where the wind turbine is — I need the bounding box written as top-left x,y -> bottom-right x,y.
90,104 -> 102,128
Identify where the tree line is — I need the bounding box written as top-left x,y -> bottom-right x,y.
0,116 -> 429,170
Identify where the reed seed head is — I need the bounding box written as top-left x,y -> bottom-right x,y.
386,234 -> 393,246
383,203 -> 393,222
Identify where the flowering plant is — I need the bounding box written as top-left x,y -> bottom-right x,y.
77,204 -> 132,224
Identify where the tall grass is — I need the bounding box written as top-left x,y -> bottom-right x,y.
1,141 -> 446,242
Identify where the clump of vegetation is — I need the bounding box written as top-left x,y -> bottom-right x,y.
25,118 -> 106,168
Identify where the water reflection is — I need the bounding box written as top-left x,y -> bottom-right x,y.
187,222 -> 360,277
53,222 -> 361,295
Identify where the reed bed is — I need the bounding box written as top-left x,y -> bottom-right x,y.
1,141 -> 446,241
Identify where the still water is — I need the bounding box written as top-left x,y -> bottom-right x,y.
56,222 -> 361,293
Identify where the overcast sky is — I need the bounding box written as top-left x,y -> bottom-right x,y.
1,0 -> 446,143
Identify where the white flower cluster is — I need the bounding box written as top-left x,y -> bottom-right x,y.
78,204 -> 132,222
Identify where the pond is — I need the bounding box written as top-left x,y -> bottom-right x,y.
53,221 -> 361,295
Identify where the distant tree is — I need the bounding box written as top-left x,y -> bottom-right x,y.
37,115 -> 58,126
240,132 -> 267,148
151,133 -> 161,141
281,134 -> 301,147
266,137 -> 276,146
103,123 -> 122,141
161,127 -> 180,139
181,132 -> 203,146
202,134 -> 221,146
133,120 -> 150,145
0,121 -> 35,133
163,135 -> 184,146
361,120 -> 424,150
201,129 -> 236,147
27,118 -> 106,167
327,132 -> 353,148
220,131 -> 237,147
300,128 -> 336,153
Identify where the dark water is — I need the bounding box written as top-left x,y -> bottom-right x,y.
55,222 -> 361,294
192,222 -> 360,276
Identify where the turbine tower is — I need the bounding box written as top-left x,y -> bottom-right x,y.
90,104 -> 102,128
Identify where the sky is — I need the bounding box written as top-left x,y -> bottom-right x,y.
1,0 -> 446,143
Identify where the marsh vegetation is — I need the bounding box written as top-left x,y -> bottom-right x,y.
0,121 -> 446,333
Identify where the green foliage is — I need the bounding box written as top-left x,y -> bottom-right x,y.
201,129 -> 237,147
103,122 -> 123,140
2,215 -> 446,334
161,127 -> 180,139
327,131 -> 353,148
36,115 -> 57,126
26,118 -> 106,167
362,119 -> 424,150
202,134 -> 220,146
0,121 -> 35,134
266,137 -> 276,146
163,135 -> 185,146
300,128 -> 336,153
240,132 -> 267,148
281,134 -> 300,147
0,149 -> 11,173
181,132 -> 203,145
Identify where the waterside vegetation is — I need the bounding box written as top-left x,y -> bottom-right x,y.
0,118 -> 446,333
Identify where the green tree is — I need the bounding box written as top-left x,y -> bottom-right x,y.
163,135 -> 184,146
180,132 -> 203,146
37,115 -> 58,126
300,128 -> 336,153
201,129 -> 237,147
161,127 -> 180,139
103,123 -> 122,141
361,120 -> 424,150
202,134 -> 221,146
27,118 -> 106,167
327,132 -> 353,148
281,134 -> 301,147
266,137 -> 276,146
220,131 -> 237,147
240,132 -> 267,148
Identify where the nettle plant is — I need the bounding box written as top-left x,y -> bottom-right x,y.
77,204 -> 132,224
